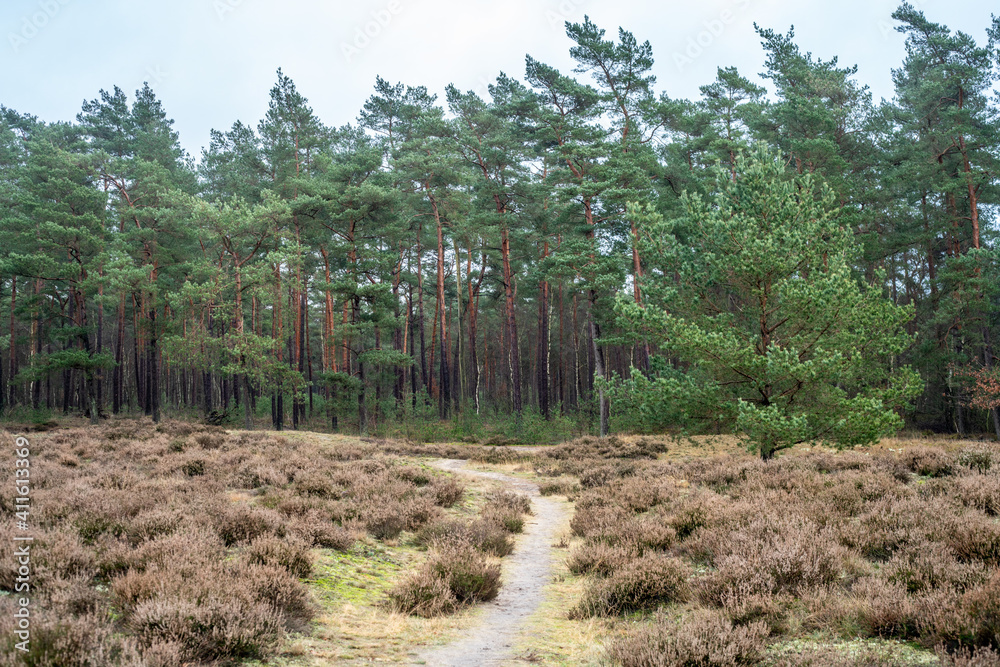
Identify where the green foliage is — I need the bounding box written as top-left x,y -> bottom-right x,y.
3,8 -> 1000,441
616,147 -> 922,458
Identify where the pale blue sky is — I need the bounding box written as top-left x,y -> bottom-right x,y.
0,0 -> 995,158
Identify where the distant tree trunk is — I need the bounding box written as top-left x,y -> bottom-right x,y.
983,328 -> 1000,439
557,282 -> 565,412
64,295 -> 74,415
357,357 -> 366,436
501,226 -> 522,415
630,218 -> 651,374
429,295 -> 439,399
31,281 -> 42,410
134,295 -> 145,414
305,292 -> 314,417
590,313 -> 609,437
408,276 -> 417,406
454,239 -> 465,409
433,198 -> 450,419
355,293 -> 366,435
273,264 -> 284,431
416,228 -> 427,393
572,294 -> 580,410
114,294 -> 125,414
954,338 -> 965,435
537,283 -> 551,419
96,280 -> 104,416
537,240 -> 551,420
8,277 -> 17,407
149,302 -> 160,423
466,247 -> 481,414
298,288 -> 307,427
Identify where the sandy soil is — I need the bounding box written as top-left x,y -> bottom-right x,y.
415,460 -> 567,666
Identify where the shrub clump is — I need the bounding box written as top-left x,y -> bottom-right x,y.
606,610 -> 768,667
416,518 -> 514,558
481,490 -> 532,534
388,544 -> 500,616
571,554 -> 691,617
242,536 -> 313,578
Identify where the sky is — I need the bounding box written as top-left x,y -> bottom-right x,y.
0,0 -> 996,159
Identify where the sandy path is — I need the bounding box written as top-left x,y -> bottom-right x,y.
416,459 -> 566,666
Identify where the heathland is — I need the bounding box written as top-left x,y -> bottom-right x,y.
2,420 -> 999,666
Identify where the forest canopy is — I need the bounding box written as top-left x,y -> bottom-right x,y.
1,4 -> 998,451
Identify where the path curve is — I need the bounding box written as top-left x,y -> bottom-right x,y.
417,459 -> 565,666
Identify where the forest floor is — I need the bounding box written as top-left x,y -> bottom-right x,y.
1,419 -> 998,666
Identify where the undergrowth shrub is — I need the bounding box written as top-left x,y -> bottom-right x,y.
606,610 -> 767,667
388,544 -> 500,616
481,490 -> 531,533
242,536 -> 313,578
558,438 -> 1000,658
900,446 -> 954,477
416,518 -> 514,557
571,554 -> 690,617
0,421 -> 471,663
956,445 -> 997,474
430,478 -> 465,507
386,569 -> 458,618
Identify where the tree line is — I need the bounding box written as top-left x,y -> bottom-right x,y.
1,4 -> 998,442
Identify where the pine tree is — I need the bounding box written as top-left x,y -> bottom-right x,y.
617,147 -> 922,459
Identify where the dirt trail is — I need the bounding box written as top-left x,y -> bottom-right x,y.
416,459 -> 566,666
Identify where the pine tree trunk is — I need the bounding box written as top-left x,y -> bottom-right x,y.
983,328 -> 1000,439
273,264 -> 284,431
298,288 -> 307,426
557,283 -> 565,412
454,239 -> 465,409
434,200 -> 450,419
467,248 -> 481,414
590,311 -> 609,437
97,282 -> 104,417
114,295 -> 124,414
537,277 -> 550,420
416,228 -> 427,393
501,227 -> 522,415
354,293 -> 366,435
306,291 -> 314,417
8,277 -> 17,407
65,295 -> 74,415
31,280 -> 42,410
408,278 -> 417,406
149,303 -> 160,423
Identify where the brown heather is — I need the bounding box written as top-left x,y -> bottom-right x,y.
606,609 -> 768,667
540,439 -> 1000,664
0,420 -> 473,664
570,553 -> 691,617
389,488 -> 531,617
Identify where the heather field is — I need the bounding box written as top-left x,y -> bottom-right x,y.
2,422 -> 1000,666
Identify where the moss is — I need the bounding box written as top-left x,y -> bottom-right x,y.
308,543 -> 407,607
766,636 -> 940,666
